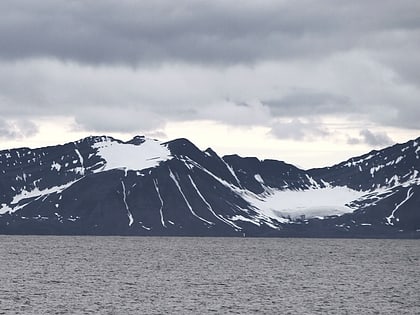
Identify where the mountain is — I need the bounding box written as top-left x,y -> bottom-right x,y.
1,135 -> 419,238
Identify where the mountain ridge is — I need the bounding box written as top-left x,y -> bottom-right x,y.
0,135 -> 419,237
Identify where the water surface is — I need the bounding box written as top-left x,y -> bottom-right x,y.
0,236 -> 419,314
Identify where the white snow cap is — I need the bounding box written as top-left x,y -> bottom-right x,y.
92,137 -> 172,172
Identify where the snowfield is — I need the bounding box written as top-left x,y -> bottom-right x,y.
245,186 -> 366,221
92,138 -> 172,172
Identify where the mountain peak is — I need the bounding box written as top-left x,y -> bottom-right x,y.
0,135 -> 419,237
126,135 -> 146,145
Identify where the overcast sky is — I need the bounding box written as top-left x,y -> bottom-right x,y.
0,0 -> 419,168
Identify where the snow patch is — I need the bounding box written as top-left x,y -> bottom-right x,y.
92,138 -> 172,173
387,175 -> 400,187
230,215 -> 261,226
254,174 -> 264,184
74,148 -> 85,175
320,179 -> 331,187
395,156 -> 404,164
244,186 -> 366,221
70,167 -> 85,175
370,164 -> 384,177
306,175 -> 320,188
0,180 -> 79,214
51,162 -> 62,171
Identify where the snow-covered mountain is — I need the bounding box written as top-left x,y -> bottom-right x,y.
0,135 -> 419,237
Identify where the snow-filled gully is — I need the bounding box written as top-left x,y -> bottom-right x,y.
168,168 -> 213,225
121,181 -> 134,226
187,175 -> 240,229
74,147 -> 85,175
153,178 -> 166,228
386,187 -> 414,225
219,157 -> 242,188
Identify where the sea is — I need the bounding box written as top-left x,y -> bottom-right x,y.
0,236 -> 419,314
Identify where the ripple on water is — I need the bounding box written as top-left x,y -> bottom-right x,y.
0,236 -> 419,314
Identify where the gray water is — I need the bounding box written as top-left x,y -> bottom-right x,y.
0,237 -> 419,314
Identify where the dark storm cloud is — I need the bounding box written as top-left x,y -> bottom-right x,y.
0,0 -> 419,67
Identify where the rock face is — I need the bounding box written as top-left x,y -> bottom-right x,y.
0,135 -> 419,237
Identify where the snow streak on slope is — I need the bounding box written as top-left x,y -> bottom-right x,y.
153,178 -> 166,228
180,155 -> 361,223
243,186 -> 366,221
181,156 -> 281,227
121,181 -> 134,226
385,187 -> 414,225
168,169 -> 213,225
0,180 -> 80,215
218,156 -> 242,187
74,148 -> 85,175
93,138 -> 172,172
187,175 -> 240,229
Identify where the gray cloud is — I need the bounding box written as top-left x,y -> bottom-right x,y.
0,119 -> 38,139
264,90 -> 352,117
0,0 -> 419,142
1,0 -> 419,69
269,119 -> 330,141
144,130 -> 168,140
348,129 -> 393,147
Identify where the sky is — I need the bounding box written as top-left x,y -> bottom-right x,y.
0,0 -> 419,169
